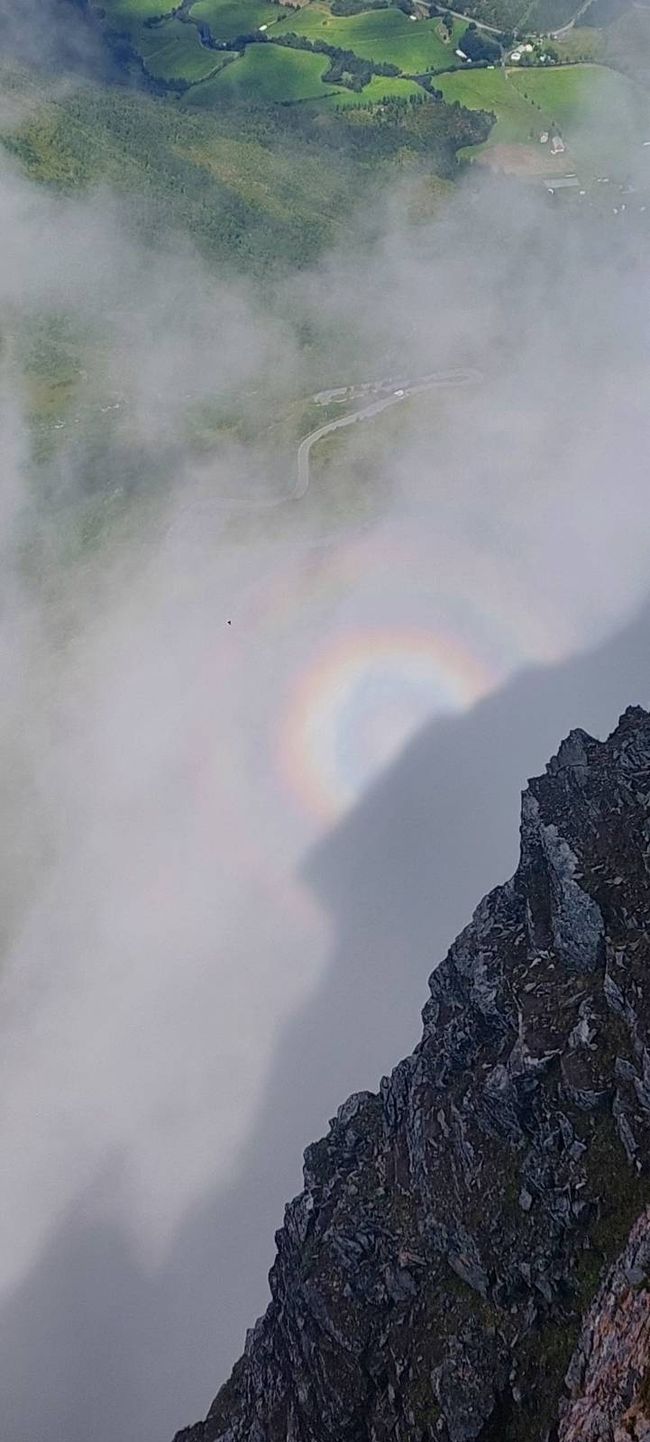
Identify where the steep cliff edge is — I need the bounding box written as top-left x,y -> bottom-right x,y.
559,1206 -> 650,1442
175,706 -> 650,1442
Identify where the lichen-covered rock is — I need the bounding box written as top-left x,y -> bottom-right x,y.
560,1207 -> 650,1442
174,707 -> 650,1442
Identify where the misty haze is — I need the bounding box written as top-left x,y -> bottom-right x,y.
1,2 -> 650,1439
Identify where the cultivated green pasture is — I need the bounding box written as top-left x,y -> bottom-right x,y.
552,27 -> 604,62
509,64 -> 650,175
134,17 -> 227,82
92,0 -> 642,180
188,0 -> 283,42
97,0 -> 177,24
179,57 -> 243,104
274,6 -> 464,73
436,68 -> 539,143
207,42 -> 337,100
437,62 -> 650,180
317,74 -> 424,105
509,62 -> 624,129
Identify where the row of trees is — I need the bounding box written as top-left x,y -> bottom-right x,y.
275,30 -> 400,88
458,22 -> 502,60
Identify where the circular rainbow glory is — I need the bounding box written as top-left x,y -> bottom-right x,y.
280,626 -> 493,821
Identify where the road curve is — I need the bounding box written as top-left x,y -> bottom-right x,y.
294,367 -> 482,499
192,367 -> 482,515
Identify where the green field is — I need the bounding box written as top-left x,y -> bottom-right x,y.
274,5 -> 465,73
436,68 -> 540,143
553,27 -> 605,62
96,0 -> 177,23
317,74 -> 424,106
435,62 -> 650,179
510,62 -> 623,127
207,42 -> 337,99
56,0 -> 650,184
99,0 -> 465,94
510,64 -> 650,174
188,0 -> 283,42
131,17 -> 228,82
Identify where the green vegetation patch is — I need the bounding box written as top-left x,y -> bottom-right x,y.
0,69 -> 360,266
188,0 -> 283,42
436,67 -> 539,144
95,0 -> 177,24
511,60 -> 624,126
510,63 -> 650,175
274,6 -> 465,73
553,26 -> 605,62
206,42 -> 338,100
131,16 -> 228,83
435,61 -> 650,180
317,74 -> 425,104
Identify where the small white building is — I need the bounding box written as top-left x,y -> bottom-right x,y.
540,131 -> 549,143
550,134 -> 565,154
510,49 -> 522,60
455,47 -> 468,57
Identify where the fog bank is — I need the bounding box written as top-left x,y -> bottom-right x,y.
0,138 -> 650,1441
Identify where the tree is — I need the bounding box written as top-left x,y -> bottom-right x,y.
458,24 -> 501,61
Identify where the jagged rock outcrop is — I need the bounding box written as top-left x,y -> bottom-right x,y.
560,1206 -> 650,1441
175,706 -> 650,1442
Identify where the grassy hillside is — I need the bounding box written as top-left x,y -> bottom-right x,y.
88,0 -> 650,158
0,58 -> 490,273
553,27 -> 605,62
187,0 -> 283,41
437,67 -> 540,143
0,66 -> 361,266
317,74 -> 424,105
100,0 -> 176,19
273,5 -> 465,71
202,42 -> 337,100
93,0 -> 466,102
131,16 -> 230,82
510,63 -> 650,173
435,61 -> 650,181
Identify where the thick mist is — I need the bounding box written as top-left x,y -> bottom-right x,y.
1,102 -> 650,1442
0,0 -> 111,76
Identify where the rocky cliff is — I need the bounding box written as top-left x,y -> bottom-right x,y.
175,706 -> 650,1442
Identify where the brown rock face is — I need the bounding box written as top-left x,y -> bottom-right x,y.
561,1208 -> 650,1442
174,707 -> 650,1442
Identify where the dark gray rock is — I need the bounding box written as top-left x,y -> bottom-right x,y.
174,708 -> 650,1442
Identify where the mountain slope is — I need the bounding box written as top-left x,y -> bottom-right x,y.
0,61 -> 492,272
175,705 -> 650,1442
